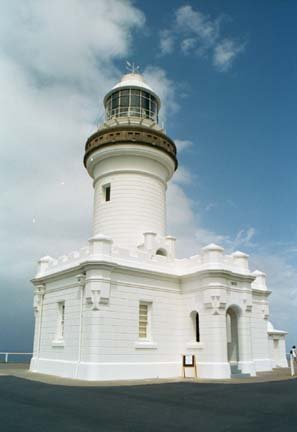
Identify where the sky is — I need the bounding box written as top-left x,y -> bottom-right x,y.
0,0 -> 296,353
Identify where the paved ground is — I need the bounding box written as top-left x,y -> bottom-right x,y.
0,366 -> 297,431
0,363 -> 294,386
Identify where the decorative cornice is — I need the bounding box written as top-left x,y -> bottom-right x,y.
182,268 -> 255,283
252,288 -> 271,296
84,125 -> 178,169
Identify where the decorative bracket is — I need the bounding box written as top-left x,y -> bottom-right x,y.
86,286 -> 110,310
262,304 -> 269,320
243,296 -> 253,313
204,294 -> 227,315
77,273 -> 86,288
85,270 -> 111,310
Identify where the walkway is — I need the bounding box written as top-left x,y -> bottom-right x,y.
0,368 -> 296,431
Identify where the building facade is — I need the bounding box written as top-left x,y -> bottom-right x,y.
30,73 -> 287,380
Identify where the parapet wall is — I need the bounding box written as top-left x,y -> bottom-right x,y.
34,236 -> 267,290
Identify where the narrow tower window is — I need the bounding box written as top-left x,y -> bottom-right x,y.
190,311 -> 200,343
103,184 -> 111,202
195,312 -> 200,343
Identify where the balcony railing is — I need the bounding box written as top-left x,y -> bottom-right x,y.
105,107 -> 158,123
0,352 -> 33,363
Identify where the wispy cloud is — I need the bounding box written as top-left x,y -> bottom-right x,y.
213,38 -> 245,71
233,227 -> 256,248
205,202 -> 217,212
176,5 -> 220,49
159,5 -> 245,71
143,66 -> 179,122
160,29 -> 175,55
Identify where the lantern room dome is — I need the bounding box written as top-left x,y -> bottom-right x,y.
103,73 -> 160,123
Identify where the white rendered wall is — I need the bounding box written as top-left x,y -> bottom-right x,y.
30,276 -> 82,378
32,269 -> 183,381
269,336 -> 288,368
179,289 -> 228,379
93,172 -> 166,249
180,275 -> 259,378
77,270 -> 182,380
250,296 -> 272,371
31,251 -> 287,380
86,144 -> 175,250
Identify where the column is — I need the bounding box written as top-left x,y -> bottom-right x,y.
238,307 -> 256,376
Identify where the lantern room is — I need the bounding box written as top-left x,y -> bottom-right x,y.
103,73 -> 160,123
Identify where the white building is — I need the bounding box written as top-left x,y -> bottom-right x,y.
30,73 -> 287,380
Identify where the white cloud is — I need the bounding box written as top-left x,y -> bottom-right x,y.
172,166 -> 193,185
159,5 -> 244,71
181,38 -> 197,54
0,0 -> 144,90
232,227 -> 256,248
160,29 -> 175,55
0,2 -> 183,353
213,38 -> 245,71
176,5 -> 220,48
143,66 -> 179,122
175,139 -> 193,152
167,181 -> 227,257
0,0 -> 148,349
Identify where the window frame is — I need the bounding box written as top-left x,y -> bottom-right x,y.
102,183 -> 111,202
195,312 -> 200,343
138,301 -> 152,341
105,89 -> 159,122
55,301 -> 65,343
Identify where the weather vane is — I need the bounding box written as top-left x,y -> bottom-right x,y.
126,61 -> 140,74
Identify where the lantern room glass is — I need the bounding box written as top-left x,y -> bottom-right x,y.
105,89 -> 158,122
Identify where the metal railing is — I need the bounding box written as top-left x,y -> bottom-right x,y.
0,352 -> 32,363
105,107 -> 158,123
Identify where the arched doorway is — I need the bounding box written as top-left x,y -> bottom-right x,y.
226,307 -> 239,366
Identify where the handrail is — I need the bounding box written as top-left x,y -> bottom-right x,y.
0,352 -> 33,363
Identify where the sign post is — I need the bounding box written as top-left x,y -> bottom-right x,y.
182,354 -> 197,378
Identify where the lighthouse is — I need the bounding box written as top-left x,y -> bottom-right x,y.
30,71 -> 287,381
84,72 -> 177,250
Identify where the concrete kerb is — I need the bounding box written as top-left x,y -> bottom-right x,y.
0,364 -> 296,387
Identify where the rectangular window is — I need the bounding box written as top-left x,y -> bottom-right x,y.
139,302 -> 151,339
111,93 -> 119,109
103,184 -> 111,202
56,301 -> 65,341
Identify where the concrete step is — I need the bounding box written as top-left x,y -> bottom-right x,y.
230,365 -> 241,374
230,364 -> 251,379
231,373 -> 251,378
258,367 -> 290,377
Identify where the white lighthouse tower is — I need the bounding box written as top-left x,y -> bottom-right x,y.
30,71 -> 288,381
85,72 -> 177,250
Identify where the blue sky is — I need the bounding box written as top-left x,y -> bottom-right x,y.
0,0 -> 296,353
135,0 -> 297,251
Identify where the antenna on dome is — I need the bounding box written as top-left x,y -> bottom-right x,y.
126,61 -> 140,74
